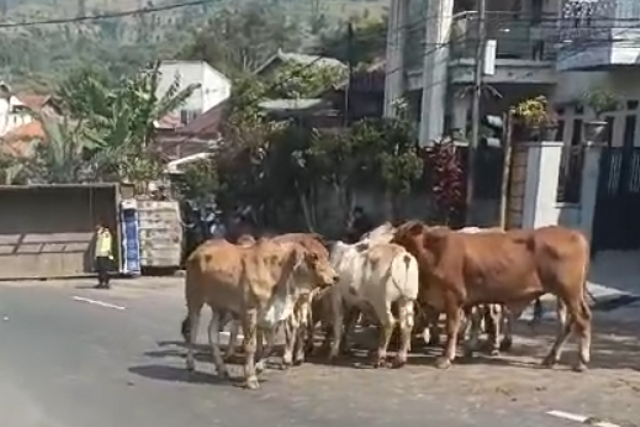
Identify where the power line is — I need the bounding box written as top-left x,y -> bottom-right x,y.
0,0 -> 210,29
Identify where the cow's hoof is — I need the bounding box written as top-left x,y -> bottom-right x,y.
244,377 -> 260,390
499,339 -> 513,352
373,358 -> 391,369
541,355 -> 557,368
217,369 -> 230,379
490,349 -> 500,357
572,362 -> 587,373
391,357 -> 407,369
292,358 -> 304,366
435,357 -> 452,369
327,354 -> 339,365
186,360 -> 195,372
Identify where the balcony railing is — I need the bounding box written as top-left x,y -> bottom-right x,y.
449,11 -> 558,61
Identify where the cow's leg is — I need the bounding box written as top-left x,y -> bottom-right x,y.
574,297 -> 592,372
543,295 -> 591,371
255,327 -> 277,373
328,293 -> 344,362
499,307 -> 514,353
463,306 -> 482,357
224,320 -> 240,361
181,315 -> 190,343
242,309 -> 260,390
293,303 -> 311,365
185,302 -> 203,372
393,298 -> 414,368
207,311 -> 230,378
282,316 -> 296,368
373,302 -> 395,368
486,304 -> 502,355
437,298 -> 463,369
541,295 -> 574,369
422,308 -> 441,347
341,306 -> 360,354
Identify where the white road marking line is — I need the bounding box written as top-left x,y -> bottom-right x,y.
72,296 -> 126,311
546,410 -> 621,427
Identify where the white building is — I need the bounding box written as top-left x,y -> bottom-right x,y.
0,82 -> 37,137
385,0 -> 640,147
383,0 -> 640,251
156,60 -> 231,125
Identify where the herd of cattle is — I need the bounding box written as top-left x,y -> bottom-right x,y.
179,221 -> 592,389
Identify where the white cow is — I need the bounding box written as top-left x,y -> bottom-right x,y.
328,231 -> 419,367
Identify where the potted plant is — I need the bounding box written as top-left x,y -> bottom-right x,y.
579,87 -> 619,143
510,95 -> 559,141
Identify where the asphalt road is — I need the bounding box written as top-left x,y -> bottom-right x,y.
0,279 -> 633,427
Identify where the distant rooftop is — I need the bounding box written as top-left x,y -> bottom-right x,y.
254,48 -> 346,75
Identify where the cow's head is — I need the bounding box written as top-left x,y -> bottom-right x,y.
292,247 -> 339,289
392,220 -> 427,255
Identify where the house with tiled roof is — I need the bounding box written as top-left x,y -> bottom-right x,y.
0,81 -> 64,160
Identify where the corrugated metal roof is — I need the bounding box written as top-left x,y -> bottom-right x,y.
259,98 -> 327,111
254,48 -> 346,74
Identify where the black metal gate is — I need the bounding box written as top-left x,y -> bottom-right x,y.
591,146 -> 640,252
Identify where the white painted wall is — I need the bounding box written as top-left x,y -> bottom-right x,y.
0,92 -> 35,137
519,140 -> 602,242
156,60 -> 231,124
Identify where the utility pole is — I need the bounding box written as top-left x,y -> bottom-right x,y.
344,21 -> 354,127
466,0 -> 486,224
499,111 -> 514,229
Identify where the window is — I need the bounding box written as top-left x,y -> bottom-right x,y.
180,109 -> 200,125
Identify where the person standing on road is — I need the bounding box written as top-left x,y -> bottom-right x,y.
94,220 -> 114,289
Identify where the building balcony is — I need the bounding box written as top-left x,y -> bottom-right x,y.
556,24 -> 640,71
405,11 -> 560,89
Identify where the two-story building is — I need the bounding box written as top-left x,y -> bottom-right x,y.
384,0 -> 640,251
156,60 -> 231,126
385,0 -> 640,143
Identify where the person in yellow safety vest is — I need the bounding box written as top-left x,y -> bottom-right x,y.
94,220 -> 114,289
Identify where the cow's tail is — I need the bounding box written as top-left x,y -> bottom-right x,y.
391,252 -> 420,301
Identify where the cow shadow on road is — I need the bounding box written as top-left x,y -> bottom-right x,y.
128,364 -> 231,385
309,321 -> 640,372
456,320 -> 640,372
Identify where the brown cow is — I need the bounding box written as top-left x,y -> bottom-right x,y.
183,233 -> 332,368
392,221 -> 591,371
183,237 -> 338,389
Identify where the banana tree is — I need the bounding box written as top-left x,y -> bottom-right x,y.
56,62 -> 200,183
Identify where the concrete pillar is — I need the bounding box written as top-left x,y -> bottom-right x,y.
506,144 -> 528,229
383,0 -> 407,118
418,0 -> 454,145
451,94 -> 470,134
506,141 -> 566,230
577,141 -> 603,242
